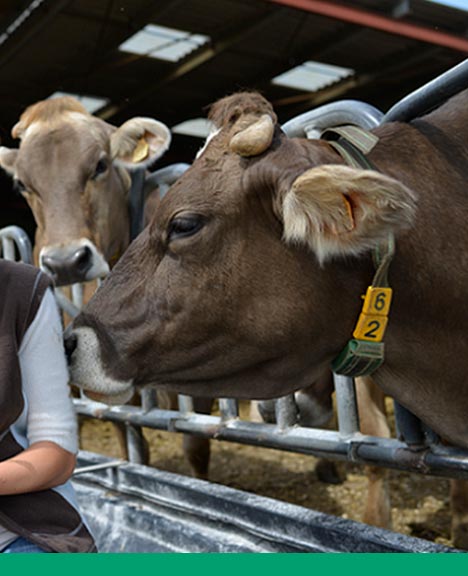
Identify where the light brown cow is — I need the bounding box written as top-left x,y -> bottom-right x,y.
0,95 -> 175,467
67,90 -> 468,547
0,96 -> 218,480
0,96 -> 171,286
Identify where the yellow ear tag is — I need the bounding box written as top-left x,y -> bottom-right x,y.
353,286 -> 392,342
132,138 -> 149,163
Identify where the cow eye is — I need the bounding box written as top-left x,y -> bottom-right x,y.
167,215 -> 205,242
92,158 -> 108,179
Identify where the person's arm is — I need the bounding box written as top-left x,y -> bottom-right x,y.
0,441 -> 76,495
0,287 -> 79,496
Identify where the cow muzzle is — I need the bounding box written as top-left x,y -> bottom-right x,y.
40,239 -> 110,286
65,326 -> 135,405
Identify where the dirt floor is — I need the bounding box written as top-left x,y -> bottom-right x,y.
78,398 -> 457,549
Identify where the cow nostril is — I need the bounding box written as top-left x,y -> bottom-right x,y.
64,333 -> 78,362
73,246 -> 93,274
41,256 -> 59,281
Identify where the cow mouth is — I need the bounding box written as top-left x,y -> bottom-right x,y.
68,326 -> 135,406
83,386 -> 135,406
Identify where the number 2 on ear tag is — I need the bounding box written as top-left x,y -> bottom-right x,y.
353,314 -> 388,342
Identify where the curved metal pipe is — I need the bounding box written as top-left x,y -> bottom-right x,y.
382,58 -> 468,123
0,225 -> 32,263
281,99 -> 384,138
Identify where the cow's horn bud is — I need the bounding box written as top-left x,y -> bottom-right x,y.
229,114 -> 274,157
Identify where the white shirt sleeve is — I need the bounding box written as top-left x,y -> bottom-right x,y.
18,287 -> 79,454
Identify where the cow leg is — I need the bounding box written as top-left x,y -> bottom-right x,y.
355,375 -> 392,529
155,391 -> 213,479
450,478 -> 468,549
182,397 -> 214,480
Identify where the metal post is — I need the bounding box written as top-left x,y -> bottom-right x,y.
393,401 -> 425,446
333,374 -> 360,436
71,283 -> 84,310
141,388 -> 157,412
125,424 -> 147,465
219,398 -> 239,422
275,395 -> 299,431
178,395 -> 194,413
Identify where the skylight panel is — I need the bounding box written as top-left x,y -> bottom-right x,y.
424,0 -> 468,10
119,24 -> 210,62
272,61 -> 354,92
172,118 -> 214,138
48,91 -> 110,114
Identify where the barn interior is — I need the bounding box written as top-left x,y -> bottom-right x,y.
0,0 -> 466,241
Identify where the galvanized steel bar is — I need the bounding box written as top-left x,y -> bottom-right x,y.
333,374 -> 360,436
393,401 -> 426,446
125,424 -> 147,465
0,225 -> 32,263
71,283 -> 84,310
73,398 -> 468,480
178,394 -> 194,413
219,398 -> 239,422
54,289 -> 81,318
382,58 -> 468,123
275,395 -> 299,430
1,236 -> 15,261
141,388 -> 157,412
282,100 -> 383,139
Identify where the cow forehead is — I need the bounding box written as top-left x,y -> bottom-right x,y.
160,153 -> 250,218
19,112 -> 109,157
16,113 -> 110,178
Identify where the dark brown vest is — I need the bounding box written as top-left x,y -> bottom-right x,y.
0,260 -> 96,553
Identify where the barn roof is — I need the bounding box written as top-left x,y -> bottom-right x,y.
0,0 -> 466,151
0,0 -> 466,231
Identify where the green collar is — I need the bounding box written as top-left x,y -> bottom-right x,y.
321,126 -> 395,377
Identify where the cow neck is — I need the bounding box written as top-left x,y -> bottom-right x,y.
320,126 -> 395,377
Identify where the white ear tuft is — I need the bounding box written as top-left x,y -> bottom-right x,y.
282,164 -> 416,263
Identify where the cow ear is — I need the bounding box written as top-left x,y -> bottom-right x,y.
0,147 -> 18,175
110,117 -> 171,170
281,164 -> 416,263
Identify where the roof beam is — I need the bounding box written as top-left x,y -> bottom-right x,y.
267,0 -> 468,53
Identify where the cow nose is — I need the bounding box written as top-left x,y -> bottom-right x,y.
63,331 -> 78,363
42,246 -> 93,286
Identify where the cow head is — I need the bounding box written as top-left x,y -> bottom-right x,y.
0,96 -> 171,285
67,91 -> 416,404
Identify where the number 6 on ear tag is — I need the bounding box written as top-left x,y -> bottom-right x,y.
353,287 -> 392,342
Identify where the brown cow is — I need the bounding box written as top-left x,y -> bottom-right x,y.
0,96 -> 213,479
0,96 -> 171,286
66,90 -> 468,546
